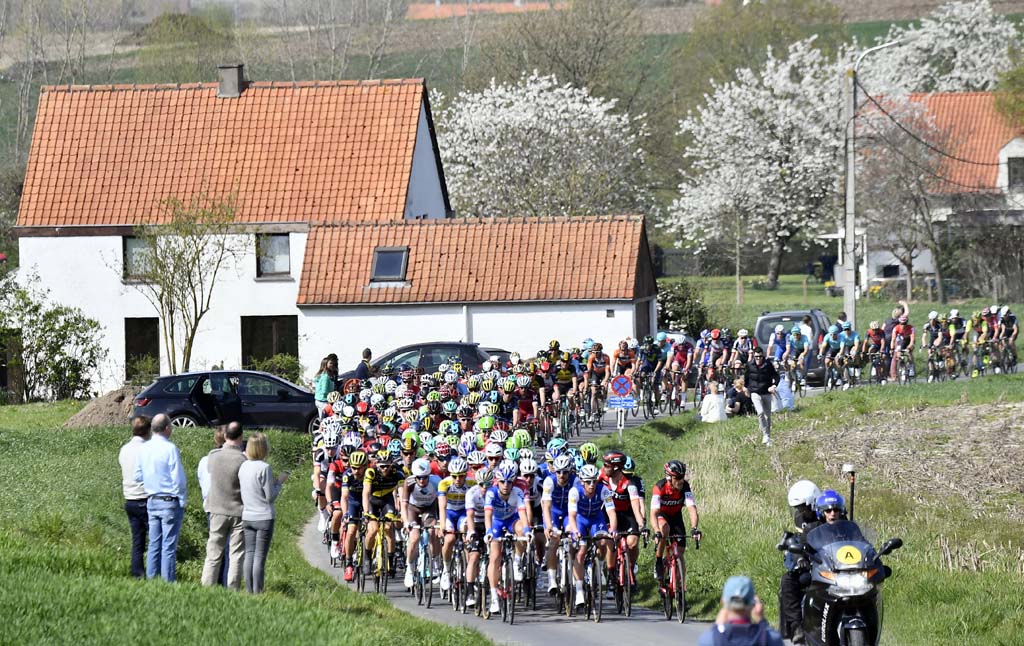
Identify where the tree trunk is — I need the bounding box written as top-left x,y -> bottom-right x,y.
735,238 -> 743,306
766,236 -> 785,289
933,249 -> 946,304
905,257 -> 913,302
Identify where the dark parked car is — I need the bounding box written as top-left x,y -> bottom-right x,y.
132,370 -> 319,433
753,309 -> 832,387
337,342 -> 498,381
480,347 -> 511,368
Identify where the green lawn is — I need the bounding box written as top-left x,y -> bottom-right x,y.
0,409 -> 483,645
671,274 -> 1021,336
600,375 -> 1024,645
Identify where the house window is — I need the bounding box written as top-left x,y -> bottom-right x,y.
606,309 -> 615,318
371,246 -> 409,282
1009,157 -> 1024,188
241,315 -> 298,366
123,237 -> 150,279
125,317 -> 160,381
256,234 -> 290,277
881,264 -> 900,279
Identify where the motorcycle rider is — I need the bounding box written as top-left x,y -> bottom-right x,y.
778,480 -> 822,644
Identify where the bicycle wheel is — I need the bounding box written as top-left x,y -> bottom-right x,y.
675,556 -> 686,624
613,555 -> 624,615
622,549 -> 633,617
590,555 -> 603,623
425,549 -> 434,609
480,576 -> 490,619
562,550 -> 574,617
661,562 -> 673,620
415,552 -> 424,605
504,555 -> 516,624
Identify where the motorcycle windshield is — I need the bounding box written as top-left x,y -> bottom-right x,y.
806,520 -> 867,551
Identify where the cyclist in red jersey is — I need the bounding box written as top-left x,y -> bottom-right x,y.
599,450 -> 646,590
650,460 -> 701,585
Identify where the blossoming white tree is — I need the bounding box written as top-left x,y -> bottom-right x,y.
667,38 -> 844,295
436,73 -> 651,217
863,0 -> 1018,94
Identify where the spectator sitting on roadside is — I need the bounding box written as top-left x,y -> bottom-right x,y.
355,348 -> 373,380
239,432 -> 289,594
118,415 -> 152,578
726,378 -> 754,417
201,421 -> 246,590
700,381 -> 728,423
198,426 -> 230,586
698,575 -> 784,646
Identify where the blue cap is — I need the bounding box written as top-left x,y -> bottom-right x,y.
721,575 -> 756,606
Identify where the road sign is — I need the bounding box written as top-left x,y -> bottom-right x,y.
607,396 -> 636,409
610,375 -> 633,397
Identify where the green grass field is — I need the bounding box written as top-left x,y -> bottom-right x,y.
672,274 -> 1021,336
601,375 -> 1024,645
0,411 -> 483,645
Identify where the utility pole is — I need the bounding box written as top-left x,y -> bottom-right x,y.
843,68 -> 857,329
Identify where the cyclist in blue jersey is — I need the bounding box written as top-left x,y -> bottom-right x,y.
540,454 -> 577,594
566,464 -> 617,606
767,325 -> 788,364
818,325 -> 844,384
783,326 -> 811,386
484,462 -> 527,614
837,322 -> 861,388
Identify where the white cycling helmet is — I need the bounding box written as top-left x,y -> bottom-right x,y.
928,311 -> 939,320
775,324 -> 785,333
484,442 -> 503,458
991,304 -> 999,315
444,370 -> 458,384
509,352 -> 521,365
341,405 -> 355,418
787,480 -> 822,508
579,464 -> 600,481
518,448 -> 535,462
394,384 -> 408,399
1000,305 -> 1010,317
370,393 -> 385,408
482,360 -> 493,372
738,329 -> 749,337
627,338 -> 639,350
949,309 -> 959,318
553,454 -> 573,472
384,380 -> 397,394
519,458 -> 538,476
411,458 -> 432,478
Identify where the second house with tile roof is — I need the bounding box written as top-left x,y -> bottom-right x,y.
15,66 -> 657,394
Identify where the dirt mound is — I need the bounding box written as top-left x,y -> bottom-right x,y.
63,386 -> 142,429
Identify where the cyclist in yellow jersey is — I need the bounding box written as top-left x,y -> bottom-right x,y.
362,451 -> 403,571
437,457 -> 474,591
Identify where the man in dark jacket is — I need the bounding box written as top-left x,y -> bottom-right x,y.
743,347 -> 779,446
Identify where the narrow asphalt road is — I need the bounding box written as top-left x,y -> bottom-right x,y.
299,403 -> 714,645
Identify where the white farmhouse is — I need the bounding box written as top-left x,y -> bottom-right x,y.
15,66 -> 656,393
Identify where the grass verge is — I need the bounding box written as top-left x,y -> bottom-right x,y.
0,411 -> 483,645
598,375 -> 1024,645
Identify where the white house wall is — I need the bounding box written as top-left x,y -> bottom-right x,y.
404,102 -> 447,219
467,301 -> 636,357
18,232 -> 309,393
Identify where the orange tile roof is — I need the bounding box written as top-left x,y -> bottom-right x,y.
405,2 -> 564,20
297,216 -> 651,305
17,79 -> 432,227
907,92 -> 1021,193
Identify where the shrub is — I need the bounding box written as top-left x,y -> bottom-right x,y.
249,354 -> 304,385
126,354 -> 160,386
657,278 -> 710,333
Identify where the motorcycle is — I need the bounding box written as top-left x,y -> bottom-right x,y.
788,519 -> 903,646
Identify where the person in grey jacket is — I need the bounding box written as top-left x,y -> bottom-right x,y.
201,422 -> 246,589
239,432 -> 289,593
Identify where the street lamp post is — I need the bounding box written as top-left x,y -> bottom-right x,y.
842,38 -> 908,330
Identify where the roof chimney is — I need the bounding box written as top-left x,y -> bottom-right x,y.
217,64 -> 245,98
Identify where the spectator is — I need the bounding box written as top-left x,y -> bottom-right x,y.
198,426 -> 229,586
239,432 -> 289,594
132,413 -> 186,582
725,378 -> 754,417
313,357 -> 337,419
118,415 -> 152,578
354,348 -> 373,380
698,575 -> 784,646
743,347 -> 779,446
699,381 -> 728,423
201,421 -> 246,589
799,315 -> 814,345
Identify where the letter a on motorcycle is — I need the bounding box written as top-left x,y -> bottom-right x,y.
836,545 -> 862,565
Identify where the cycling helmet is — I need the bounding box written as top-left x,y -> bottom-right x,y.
484,442 -> 503,458
457,434 -> 476,457
928,311 -> 939,320
371,382 -> 386,395
664,460 -> 686,478
394,384 -> 409,399
579,442 -> 599,464
539,361 -> 551,372
323,427 -> 340,449
374,449 -> 391,464
448,457 -> 468,475
489,429 -> 508,444
582,338 -> 594,349
482,360 -> 493,373
512,428 -> 532,450
495,462 -> 518,482
815,490 -> 847,518
486,390 -> 500,404
949,308 -> 960,318
435,439 -> 451,459
426,390 -> 442,403
868,320 -> 880,330
400,435 -> 418,453
738,329 -> 749,337
519,458 -> 538,476
475,468 -> 495,488
572,453 -> 586,471
775,324 -> 786,334
790,326 -> 801,335
602,450 -> 626,469
359,388 -> 372,402
500,377 -> 517,393
397,397 -> 415,411
622,455 -> 636,475
656,332 -> 668,342
787,480 -> 822,508
467,450 -> 486,467
370,393 -> 385,409
552,454 -> 573,472
384,380 -> 397,395
578,464 -> 600,481
628,338 -> 640,350
417,431 -> 432,447
481,378 -> 495,392
442,400 -> 458,415
326,390 -> 341,404
411,458 -> 432,478
422,437 -> 438,455
503,447 -> 519,462
349,450 -> 367,468
547,437 -> 568,452
443,370 -> 458,384
840,321 -> 851,330
827,325 -> 839,335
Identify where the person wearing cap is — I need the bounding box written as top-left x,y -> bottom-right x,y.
698,575 -> 784,646
742,347 -> 779,446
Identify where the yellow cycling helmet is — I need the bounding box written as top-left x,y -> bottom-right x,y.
349,450 -> 368,468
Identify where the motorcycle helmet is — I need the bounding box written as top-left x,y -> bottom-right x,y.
787,480 -> 822,508
815,490 -> 847,518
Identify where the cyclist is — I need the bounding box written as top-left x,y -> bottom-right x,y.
484,462 -> 528,614
651,460 -> 700,590
705,328 -> 728,376
401,458 -> 441,590
612,340 -> 636,377
767,325 -> 788,367
783,326 -> 810,386
541,454 -> 577,594
731,329 -> 757,368
463,467 -> 494,607
669,334 -> 694,403
655,332 -> 674,402
889,315 -> 916,381
998,306 -> 1018,365
586,342 -> 610,422
566,464 -> 618,607
600,450 -> 646,593
437,457 -> 472,592
337,450 -> 369,582
837,322 -> 860,387
922,311 -> 945,381
517,456 -> 546,573
361,449 -> 403,576
552,353 -> 578,408
818,325 -> 843,386
636,336 -> 662,409
512,374 -> 539,427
